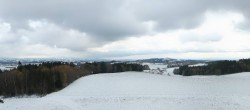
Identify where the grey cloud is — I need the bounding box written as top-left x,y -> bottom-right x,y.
2,0 -> 250,38
20,20 -> 99,51
129,0 -> 250,31
1,0 -> 250,58
129,0 -> 208,30
0,0 -> 146,41
180,33 -> 223,43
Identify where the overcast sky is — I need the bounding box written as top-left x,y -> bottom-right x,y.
0,0 -> 250,60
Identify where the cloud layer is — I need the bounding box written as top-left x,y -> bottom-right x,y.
0,0 -> 250,59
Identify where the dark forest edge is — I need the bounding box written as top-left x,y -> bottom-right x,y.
174,59 -> 250,76
0,62 -> 149,97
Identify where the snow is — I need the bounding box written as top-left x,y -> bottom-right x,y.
0,65 -> 17,71
143,63 -> 168,70
188,63 -> 208,67
1,64 -> 250,110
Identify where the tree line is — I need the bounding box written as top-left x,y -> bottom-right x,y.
0,62 -> 148,97
174,59 -> 250,76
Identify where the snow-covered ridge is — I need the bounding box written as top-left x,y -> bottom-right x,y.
1,63 -> 250,110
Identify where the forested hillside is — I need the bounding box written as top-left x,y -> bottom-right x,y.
174,59 -> 250,76
0,62 -> 148,97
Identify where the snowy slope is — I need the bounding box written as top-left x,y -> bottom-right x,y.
143,63 -> 168,70
1,64 -> 250,110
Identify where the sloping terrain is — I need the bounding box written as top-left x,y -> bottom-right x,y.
1,65 -> 250,110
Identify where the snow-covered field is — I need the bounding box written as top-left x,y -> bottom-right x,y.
0,65 -> 16,71
1,64 -> 250,110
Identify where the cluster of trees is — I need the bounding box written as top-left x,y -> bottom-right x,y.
0,62 -> 148,97
80,62 -> 148,74
174,59 -> 250,76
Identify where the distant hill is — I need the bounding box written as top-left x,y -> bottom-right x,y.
136,58 -> 209,67
136,58 -> 176,63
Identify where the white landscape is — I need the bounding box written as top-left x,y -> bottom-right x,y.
2,0 -> 250,109
1,64 -> 250,110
